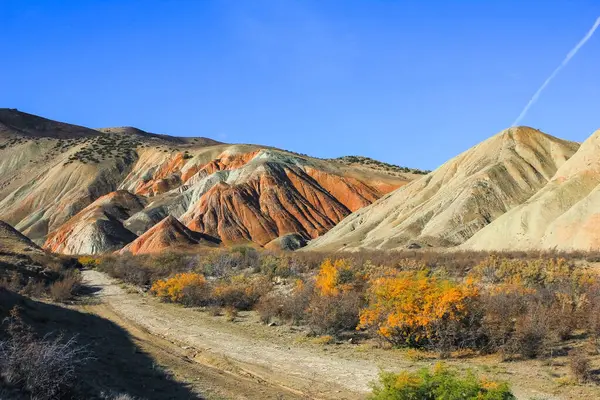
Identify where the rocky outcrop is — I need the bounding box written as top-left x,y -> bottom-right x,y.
120,215 -> 219,255
464,129 -> 600,251
264,233 -> 307,251
307,127 -> 579,251
181,160 -> 381,246
43,191 -> 146,254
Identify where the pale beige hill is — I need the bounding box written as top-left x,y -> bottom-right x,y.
307,127 -> 579,251
464,128 -> 600,251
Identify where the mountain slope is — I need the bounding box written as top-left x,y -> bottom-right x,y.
464,129 -> 600,251
43,190 -> 146,254
0,110 -> 416,254
120,215 -> 219,255
0,108 -> 99,139
0,220 -> 42,254
307,127 -> 579,251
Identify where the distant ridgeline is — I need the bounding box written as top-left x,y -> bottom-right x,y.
330,155 -> 431,175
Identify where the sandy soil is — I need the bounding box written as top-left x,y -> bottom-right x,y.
80,269 -> 600,400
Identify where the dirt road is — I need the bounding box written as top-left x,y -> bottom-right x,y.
80,269 -> 599,400
81,269 -> 377,399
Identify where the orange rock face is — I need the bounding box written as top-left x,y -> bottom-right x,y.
303,167 -> 397,212
183,164 -> 369,246
120,215 -> 219,255
197,150 -> 260,177
135,153 -> 187,196
133,150 -> 261,197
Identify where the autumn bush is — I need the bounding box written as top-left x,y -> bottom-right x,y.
78,256 -> 100,269
358,270 -> 480,352
151,273 -> 208,305
370,363 -> 515,400
314,259 -> 360,296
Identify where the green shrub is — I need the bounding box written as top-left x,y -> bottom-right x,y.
370,364 -> 515,400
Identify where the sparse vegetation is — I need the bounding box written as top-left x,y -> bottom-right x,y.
49,270 -> 82,302
569,349 -> 592,383
331,155 -> 431,175
370,363 -> 515,399
94,248 -> 600,368
64,135 -> 141,166
0,252 -> 83,303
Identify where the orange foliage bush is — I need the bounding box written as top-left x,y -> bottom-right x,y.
151,273 -> 207,303
315,259 -> 357,296
358,271 -> 479,348
78,256 -> 99,269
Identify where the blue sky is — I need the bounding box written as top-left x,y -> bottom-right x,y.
1,1 -> 599,170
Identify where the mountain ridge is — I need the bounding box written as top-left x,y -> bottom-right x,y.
0,109 -> 415,254
306,126 -> 580,251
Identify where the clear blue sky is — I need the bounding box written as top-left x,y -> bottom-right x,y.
2,1 -> 599,170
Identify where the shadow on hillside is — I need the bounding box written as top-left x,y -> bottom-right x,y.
0,288 -> 202,399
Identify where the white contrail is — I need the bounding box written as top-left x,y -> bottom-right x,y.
512,17 -> 600,126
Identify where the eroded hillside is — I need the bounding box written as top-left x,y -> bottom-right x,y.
465,128 -> 600,251
0,109 -> 414,254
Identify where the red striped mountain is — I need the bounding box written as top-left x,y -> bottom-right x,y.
0,109 -> 419,254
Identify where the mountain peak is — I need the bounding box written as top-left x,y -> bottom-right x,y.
0,108 -> 99,139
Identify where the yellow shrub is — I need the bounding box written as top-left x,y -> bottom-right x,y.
151,273 -> 207,303
315,259 -> 356,296
358,271 -> 478,346
78,256 -> 100,269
